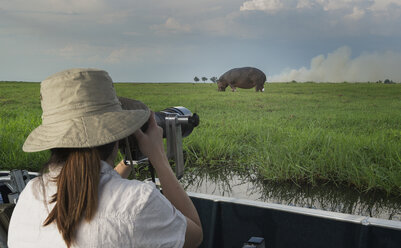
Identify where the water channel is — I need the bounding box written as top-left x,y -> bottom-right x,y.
181,166 -> 401,221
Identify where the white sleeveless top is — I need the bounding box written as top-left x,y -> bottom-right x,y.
8,161 -> 186,248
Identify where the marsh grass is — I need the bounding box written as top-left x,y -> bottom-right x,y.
1,81 -> 401,195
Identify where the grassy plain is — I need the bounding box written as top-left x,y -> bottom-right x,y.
1,81 -> 401,195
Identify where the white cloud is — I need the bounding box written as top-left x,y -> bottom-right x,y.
151,17 -> 191,34
296,0 -> 316,9
368,0 -> 401,18
345,7 -> 365,20
164,17 -> 191,32
315,0 -> 360,11
240,0 -> 284,13
241,0 -> 400,15
299,0 -> 401,15
369,0 -> 401,12
270,46 -> 401,82
240,0 -> 363,12
240,0 -> 401,23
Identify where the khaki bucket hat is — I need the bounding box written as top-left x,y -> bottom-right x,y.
23,68 -> 150,152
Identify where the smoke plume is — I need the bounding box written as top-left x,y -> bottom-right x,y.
270,46 -> 401,82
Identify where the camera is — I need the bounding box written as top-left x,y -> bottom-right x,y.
119,106 -> 199,179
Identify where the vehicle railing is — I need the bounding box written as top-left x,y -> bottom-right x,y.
0,170 -> 39,204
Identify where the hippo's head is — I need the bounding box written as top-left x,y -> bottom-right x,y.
217,80 -> 227,91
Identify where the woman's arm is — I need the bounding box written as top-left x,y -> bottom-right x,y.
114,160 -> 132,179
134,112 -> 203,247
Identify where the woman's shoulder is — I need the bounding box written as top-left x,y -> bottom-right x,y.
103,175 -> 156,198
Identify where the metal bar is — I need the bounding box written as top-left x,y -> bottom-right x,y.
165,114 -> 177,159
10,170 -> 26,193
174,122 -> 184,179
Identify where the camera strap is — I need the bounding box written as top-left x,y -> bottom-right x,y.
124,137 -> 135,179
148,162 -> 156,184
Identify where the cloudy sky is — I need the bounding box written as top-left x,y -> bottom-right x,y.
1,0 -> 401,82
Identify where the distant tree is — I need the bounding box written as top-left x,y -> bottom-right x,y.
201,77 -> 208,83
210,76 -> 217,83
384,79 -> 395,84
194,77 -> 200,83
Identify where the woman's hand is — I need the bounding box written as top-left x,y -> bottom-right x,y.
133,112 -> 167,165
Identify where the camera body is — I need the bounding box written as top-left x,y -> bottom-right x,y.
119,107 -> 199,179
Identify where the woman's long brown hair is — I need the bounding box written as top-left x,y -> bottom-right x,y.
42,142 -> 116,247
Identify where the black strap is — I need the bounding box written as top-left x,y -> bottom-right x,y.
149,162 -> 156,183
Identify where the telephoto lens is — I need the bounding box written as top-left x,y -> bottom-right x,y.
153,107 -> 200,137
119,106 -> 199,161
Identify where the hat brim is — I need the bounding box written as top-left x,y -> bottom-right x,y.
118,97 -> 149,112
23,98 -> 150,152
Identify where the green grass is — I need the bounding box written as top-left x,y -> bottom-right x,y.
1,81 -> 401,196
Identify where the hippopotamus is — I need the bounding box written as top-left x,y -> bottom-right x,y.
217,67 -> 266,92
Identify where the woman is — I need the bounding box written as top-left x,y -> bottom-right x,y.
8,68 -> 203,247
